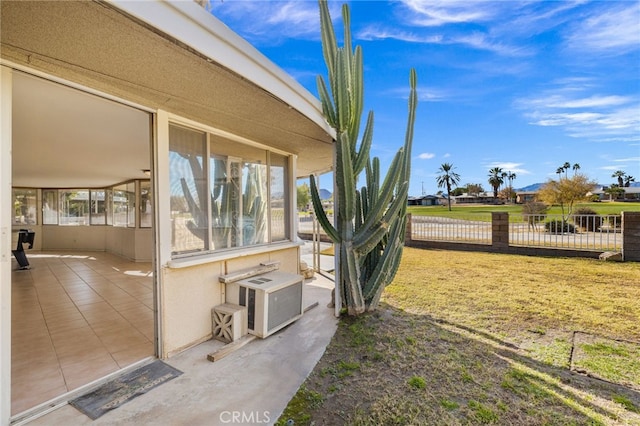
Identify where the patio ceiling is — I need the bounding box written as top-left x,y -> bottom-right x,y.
1,0 -> 334,188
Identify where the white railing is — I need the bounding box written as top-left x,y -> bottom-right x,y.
411,214 -> 492,244
510,214 -> 621,251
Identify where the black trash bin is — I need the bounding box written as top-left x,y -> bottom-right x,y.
12,229 -> 35,269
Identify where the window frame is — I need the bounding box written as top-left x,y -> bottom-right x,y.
168,122 -> 292,259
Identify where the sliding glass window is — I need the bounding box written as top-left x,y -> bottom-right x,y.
169,124 -> 291,257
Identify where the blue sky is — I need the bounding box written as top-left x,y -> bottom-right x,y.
209,0 -> 639,196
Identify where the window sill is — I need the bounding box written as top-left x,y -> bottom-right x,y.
166,241 -> 302,269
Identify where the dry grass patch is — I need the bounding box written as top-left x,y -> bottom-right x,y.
278,249 -> 640,425
384,248 -> 640,341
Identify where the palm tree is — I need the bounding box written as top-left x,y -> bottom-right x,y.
572,163 -> 580,175
556,167 -> 564,178
563,161 -> 571,177
624,175 -> 635,187
612,170 -> 626,187
436,163 -> 461,211
506,171 -> 516,203
488,167 -> 504,199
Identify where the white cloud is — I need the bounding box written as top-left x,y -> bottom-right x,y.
400,0 -> 498,27
358,25 -> 529,57
483,162 -> 531,175
418,152 -> 435,159
516,89 -> 640,142
210,1 -> 342,41
357,26 -> 443,43
565,2 -> 640,54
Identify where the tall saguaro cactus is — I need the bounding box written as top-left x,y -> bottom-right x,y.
310,1 -> 417,315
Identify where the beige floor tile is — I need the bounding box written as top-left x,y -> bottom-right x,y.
11,251 -> 155,413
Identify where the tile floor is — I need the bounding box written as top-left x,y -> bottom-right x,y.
11,252 -> 154,416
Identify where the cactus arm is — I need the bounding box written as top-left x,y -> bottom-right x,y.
309,174 -> 339,242
317,76 -> 337,127
362,216 -> 404,301
349,45 -> 364,146
353,180 -> 408,255
353,111 -> 373,176
335,132 -> 356,221
354,150 -> 404,238
319,0 -> 337,81
335,49 -> 350,132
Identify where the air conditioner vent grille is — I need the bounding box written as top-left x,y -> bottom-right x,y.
248,277 -> 272,285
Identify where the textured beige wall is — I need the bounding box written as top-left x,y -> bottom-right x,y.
161,246 -> 300,357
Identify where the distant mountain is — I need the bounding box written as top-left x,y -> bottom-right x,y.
517,182 -> 639,192
517,183 -> 543,192
319,189 -> 332,200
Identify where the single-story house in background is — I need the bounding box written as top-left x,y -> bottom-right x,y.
515,191 -> 538,204
1,1 -> 334,423
590,186 -> 640,202
453,192 -> 498,204
407,195 -> 441,206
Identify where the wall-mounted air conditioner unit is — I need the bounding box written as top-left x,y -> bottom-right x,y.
225,271 -> 304,338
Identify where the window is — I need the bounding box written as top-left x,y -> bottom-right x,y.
59,190 -> 89,226
140,181 -> 152,228
90,190 -> 107,225
270,154 -> 289,242
12,188 -> 37,226
42,190 -> 58,225
112,183 -> 136,228
127,182 -> 136,228
170,125 -> 207,253
169,124 -> 291,256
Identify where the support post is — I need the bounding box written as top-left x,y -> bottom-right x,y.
622,212 -> 640,262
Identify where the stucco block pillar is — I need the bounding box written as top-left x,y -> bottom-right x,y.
622,212 -> 640,262
492,212 -> 509,249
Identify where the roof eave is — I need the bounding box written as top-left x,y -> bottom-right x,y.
109,0 -> 335,141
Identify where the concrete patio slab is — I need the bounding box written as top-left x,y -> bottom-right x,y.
24,275 -> 337,425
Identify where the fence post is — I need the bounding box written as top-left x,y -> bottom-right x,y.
622,211 -> 640,262
405,213 -> 412,245
492,212 -> 509,249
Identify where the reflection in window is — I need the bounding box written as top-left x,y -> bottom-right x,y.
242,162 -> 268,246
270,154 -> 289,242
170,123 -> 291,257
169,125 -> 206,254
12,188 -> 37,226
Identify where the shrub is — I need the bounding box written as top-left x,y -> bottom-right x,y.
522,202 -> 548,228
572,207 -> 602,231
608,214 -> 622,229
545,219 -> 576,234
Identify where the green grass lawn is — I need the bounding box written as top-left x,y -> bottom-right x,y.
407,202 -> 640,222
278,249 -> 640,425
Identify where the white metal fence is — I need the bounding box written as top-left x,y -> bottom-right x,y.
510,214 -> 621,251
299,213 -> 623,252
411,214 -> 492,244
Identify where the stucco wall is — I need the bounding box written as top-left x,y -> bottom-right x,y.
161,246 -> 300,358
36,225 -> 152,262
